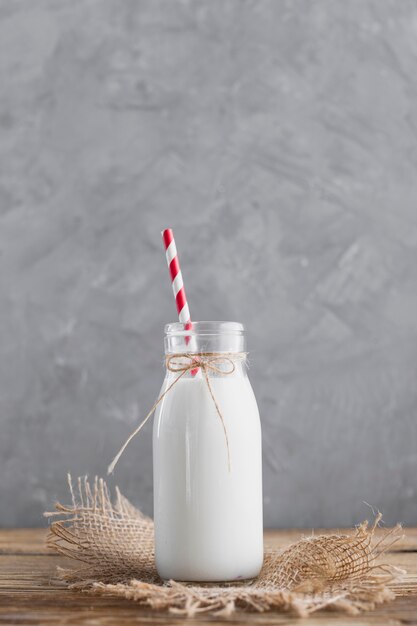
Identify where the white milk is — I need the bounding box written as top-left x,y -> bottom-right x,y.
153,371 -> 263,581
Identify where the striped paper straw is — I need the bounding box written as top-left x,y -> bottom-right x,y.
162,228 -> 191,325
162,229 -> 198,373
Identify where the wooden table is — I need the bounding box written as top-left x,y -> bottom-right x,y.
0,528 -> 416,625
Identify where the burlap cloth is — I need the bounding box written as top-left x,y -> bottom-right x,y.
44,475 -> 403,618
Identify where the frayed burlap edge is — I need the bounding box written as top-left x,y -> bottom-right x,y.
45,475 -> 405,618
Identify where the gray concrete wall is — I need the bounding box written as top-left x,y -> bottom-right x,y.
1,0 -> 417,528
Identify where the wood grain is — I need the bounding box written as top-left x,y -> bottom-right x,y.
0,529 -> 416,625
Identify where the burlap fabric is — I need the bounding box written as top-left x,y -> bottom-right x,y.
45,476 -> 403,618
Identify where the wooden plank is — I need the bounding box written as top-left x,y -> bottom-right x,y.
0,528 -> 50,554
0,529 -> 415,625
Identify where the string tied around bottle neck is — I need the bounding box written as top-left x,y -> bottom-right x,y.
107,352 -> 247,475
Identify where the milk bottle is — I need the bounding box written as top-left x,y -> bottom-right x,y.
153,321 -> 263,581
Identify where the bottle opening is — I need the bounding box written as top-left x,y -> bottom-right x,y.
164,321 -> 245,354
165,321 -> 244,336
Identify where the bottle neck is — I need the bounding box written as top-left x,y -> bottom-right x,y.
164,321 -> 246,355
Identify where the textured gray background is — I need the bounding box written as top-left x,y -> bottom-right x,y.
1,0 -> 417,528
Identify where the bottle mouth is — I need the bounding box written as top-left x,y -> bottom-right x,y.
165,321 -> 244,337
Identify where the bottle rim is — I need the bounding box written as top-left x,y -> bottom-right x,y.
165,321 -> 244,336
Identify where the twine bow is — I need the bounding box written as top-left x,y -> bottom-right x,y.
107,352 -> 247,475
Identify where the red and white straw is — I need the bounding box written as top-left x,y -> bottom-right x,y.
162,229 -> 191,327
162,229 -> 198,376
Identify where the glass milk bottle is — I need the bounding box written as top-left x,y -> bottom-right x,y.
153,321 -> 263,581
